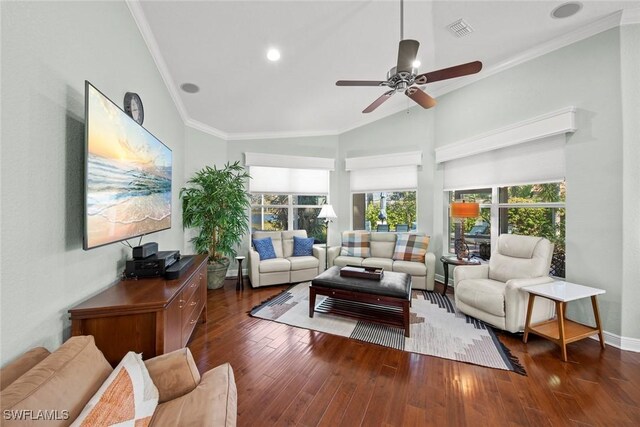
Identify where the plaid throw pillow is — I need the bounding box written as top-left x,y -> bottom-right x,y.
340,232 -> 371,258
393,234 -> 430,263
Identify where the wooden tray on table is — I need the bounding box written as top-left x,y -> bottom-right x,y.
339,265 -> 384,280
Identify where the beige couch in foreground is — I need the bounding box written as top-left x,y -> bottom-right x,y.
327,231 -> 436,291
0,336 -> 237,426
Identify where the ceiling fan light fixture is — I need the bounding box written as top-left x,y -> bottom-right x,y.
447,19 -> 474,38
266,48 -> 281,62
412,59 -> 421,68
551,2 -> 582,19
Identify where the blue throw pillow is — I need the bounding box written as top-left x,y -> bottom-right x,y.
253,237 -> 276,260
292,236 -> 315,257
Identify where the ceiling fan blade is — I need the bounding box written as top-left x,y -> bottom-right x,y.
363,90 -> 395,113
336,80 -> 385,87
396,39 -> 420,73
405,87 -> 437,109
414,61 -> 483,85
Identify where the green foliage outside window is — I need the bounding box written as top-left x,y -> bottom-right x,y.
365,192 -> 416,230
252,194 -> 327,243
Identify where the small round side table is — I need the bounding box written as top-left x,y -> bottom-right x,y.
235,256 -> 245,291
440,255 -> 481,296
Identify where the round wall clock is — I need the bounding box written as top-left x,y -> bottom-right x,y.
123,92 -> 144,125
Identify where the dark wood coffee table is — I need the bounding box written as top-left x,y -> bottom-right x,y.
309,266 -> 412,337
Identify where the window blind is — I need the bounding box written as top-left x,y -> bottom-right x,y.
245,152 -> 334,195
245,152 -> 334,170
346,151 -> 421,192
350,166 -> 418,192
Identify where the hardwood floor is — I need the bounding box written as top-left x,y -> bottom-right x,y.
188,278 -> 640,426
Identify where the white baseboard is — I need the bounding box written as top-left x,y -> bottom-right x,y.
434,273 -> 640,353
590,331 -> 640,352
435,273 -> 453,287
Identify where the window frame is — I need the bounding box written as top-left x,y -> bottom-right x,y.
446,182 -> 566,276
250,193 -> 327,237
350,188 -> 418,231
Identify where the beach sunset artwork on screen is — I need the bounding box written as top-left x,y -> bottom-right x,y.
85,83 -> 172,249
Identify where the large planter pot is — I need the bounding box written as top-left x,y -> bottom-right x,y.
207,258 -> 230,289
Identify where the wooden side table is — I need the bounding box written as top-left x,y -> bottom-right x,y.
522,281 -> 606,361
440,255 -> 480,295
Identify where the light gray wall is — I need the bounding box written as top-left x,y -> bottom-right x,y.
337,107 -> 436,247
226,135 -> 340,269
183,126 -> 227,253
184,126 -> 227,180
433,28 -> 625,336
620,24 -> 640,340
0,1 -> 186,364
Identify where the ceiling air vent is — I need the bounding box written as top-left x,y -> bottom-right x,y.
447,19 -> 474,38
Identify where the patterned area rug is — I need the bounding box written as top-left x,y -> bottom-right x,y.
250,282 -> 526,375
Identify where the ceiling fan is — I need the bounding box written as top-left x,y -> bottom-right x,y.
336,0 -> 483,113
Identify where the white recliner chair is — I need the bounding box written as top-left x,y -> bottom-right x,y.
454,234 -> 556,333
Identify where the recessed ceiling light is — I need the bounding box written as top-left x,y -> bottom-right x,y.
266,48 -> 281,62
412,60 -> 421,68
180,83 -> 200,93
551,2 -> 582,19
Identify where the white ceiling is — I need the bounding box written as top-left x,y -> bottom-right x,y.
132,1 -> 638,139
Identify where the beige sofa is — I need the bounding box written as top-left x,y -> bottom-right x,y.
327,231 -> 436,291
454,234 -> 555,333
248,230 -> 326,287
0,335 -> 237,426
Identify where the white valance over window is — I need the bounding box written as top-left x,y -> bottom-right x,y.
245,152 -> 334,194
245,152 -> 335,170
346,151 -> 422,192
437,108 -> 575,191
442,135 -> 566,191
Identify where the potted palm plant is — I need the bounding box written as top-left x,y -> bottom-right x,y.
180,161 -> 251,289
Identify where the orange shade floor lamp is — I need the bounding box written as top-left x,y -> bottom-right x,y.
450,201 -> 480,260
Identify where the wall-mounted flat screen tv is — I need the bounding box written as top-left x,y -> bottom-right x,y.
84,81 -> 172,250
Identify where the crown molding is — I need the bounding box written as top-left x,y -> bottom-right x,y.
126,0 -> 190,123
128,3 -> 627,141
185,111 -> 341,142
225,129 -> 340,141
428,10 -> 623,98
185,118 -> 228,140
339,11 -> 622,136
337,101 -> 425,136
621,7 -> 640,25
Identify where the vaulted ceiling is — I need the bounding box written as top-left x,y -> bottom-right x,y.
130,1 -> 638,139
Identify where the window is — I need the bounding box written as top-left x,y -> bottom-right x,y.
448,189 -> 491,254
499,183 -> 566,278
251,194 -> 327,242
244,153 -> 334,243
352,191 -> 417,232
448,181 -> 566,277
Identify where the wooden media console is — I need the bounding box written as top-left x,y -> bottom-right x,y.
69,254 -> 208,366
